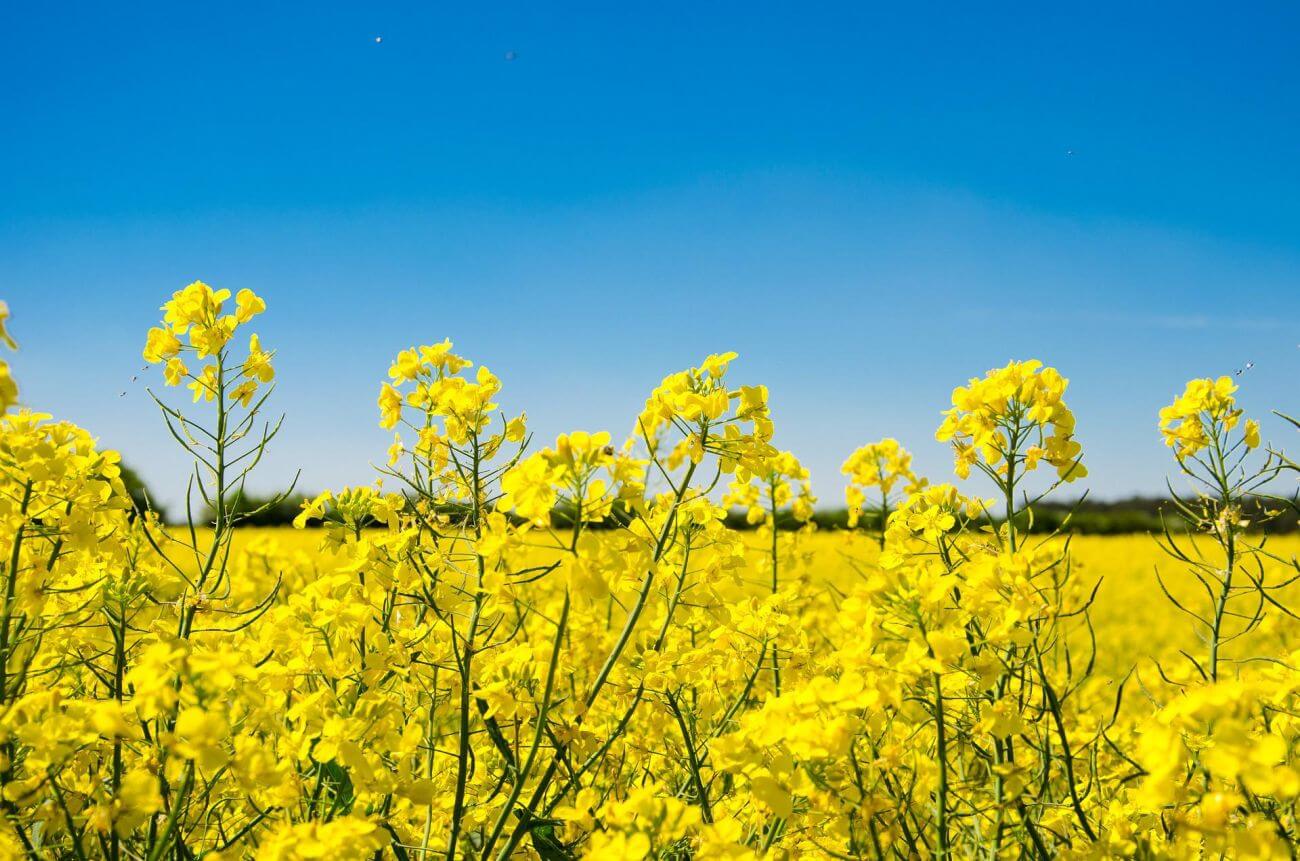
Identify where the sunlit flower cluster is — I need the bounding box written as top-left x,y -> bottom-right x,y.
142,280 -> 272,406
936,359 -> 1086,482
635,351 -> 775,475
1159,375 -> 1260,458
841,437 -> 925,528
500,430 -> 647,526
724,449 -> 816,526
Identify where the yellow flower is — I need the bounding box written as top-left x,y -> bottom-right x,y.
90,701 -> 138,740
0,303 -> 18,413
584,832 -> 652,859
172,706 -> 230,770
234,288 -> 266,323
189,364 -> 220,402
163,357 -> 188,386
0,301 -> 16,350
162,280 -> 229,331
231,380 -> 258,407
189,318 -> 236,358
143,326 -> 182,363
700,350 -> 738,379
1244,418 -> 1261,449
505,412 -> 527,442
113,770 -> 163,835
0,363 -> 16,413
377,382 -> 403,429
243,333 -> 274,382
500,452 -> 560,525
256,817 -> 385,860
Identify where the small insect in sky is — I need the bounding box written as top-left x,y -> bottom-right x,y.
118,365 -> 149,397
1235,361 -> 1255,376
1066,149 -> 1076,156
375,36 -> 383,44
505,50 -> 518,61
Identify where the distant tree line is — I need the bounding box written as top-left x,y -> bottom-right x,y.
124,466 -> 1298,534
121,465 -> 309,527
790,496 -> 1300,535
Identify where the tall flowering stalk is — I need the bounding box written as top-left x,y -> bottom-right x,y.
842,438 -> 924,546
1130,377 -> 1300,856
136,281 -> 286,859
1155,376 -> 1284,682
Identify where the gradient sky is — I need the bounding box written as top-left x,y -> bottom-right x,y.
3,2 -> 1298,511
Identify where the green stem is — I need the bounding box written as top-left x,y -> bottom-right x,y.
666,690 -> 712,823
478,592 -> 570,859
933,672 -> 950,859
768,477 -> 781,695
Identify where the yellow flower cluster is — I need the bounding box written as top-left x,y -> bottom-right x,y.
142,280 -> 272,406
500,430 -> 647,527
724,449 -> 816,526
376,340 -> 529,508
841,437 -> 925,528
0,288 -> 1296,860
1159,375 -> 1260,458
936,359 -> 1086,482
635,351 -> 775,475
882,482 -> 990,551
1128,677 -> 1300,858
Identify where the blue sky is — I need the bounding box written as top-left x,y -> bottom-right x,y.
3,2 -> 1298,510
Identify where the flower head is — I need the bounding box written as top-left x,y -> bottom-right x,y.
936,360 -> 1085,483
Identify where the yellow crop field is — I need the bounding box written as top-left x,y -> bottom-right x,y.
2,284 -> 1299,860
227,528 -> 1300,678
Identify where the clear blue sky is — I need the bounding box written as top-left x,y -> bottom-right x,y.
3,2 -> 1298,510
